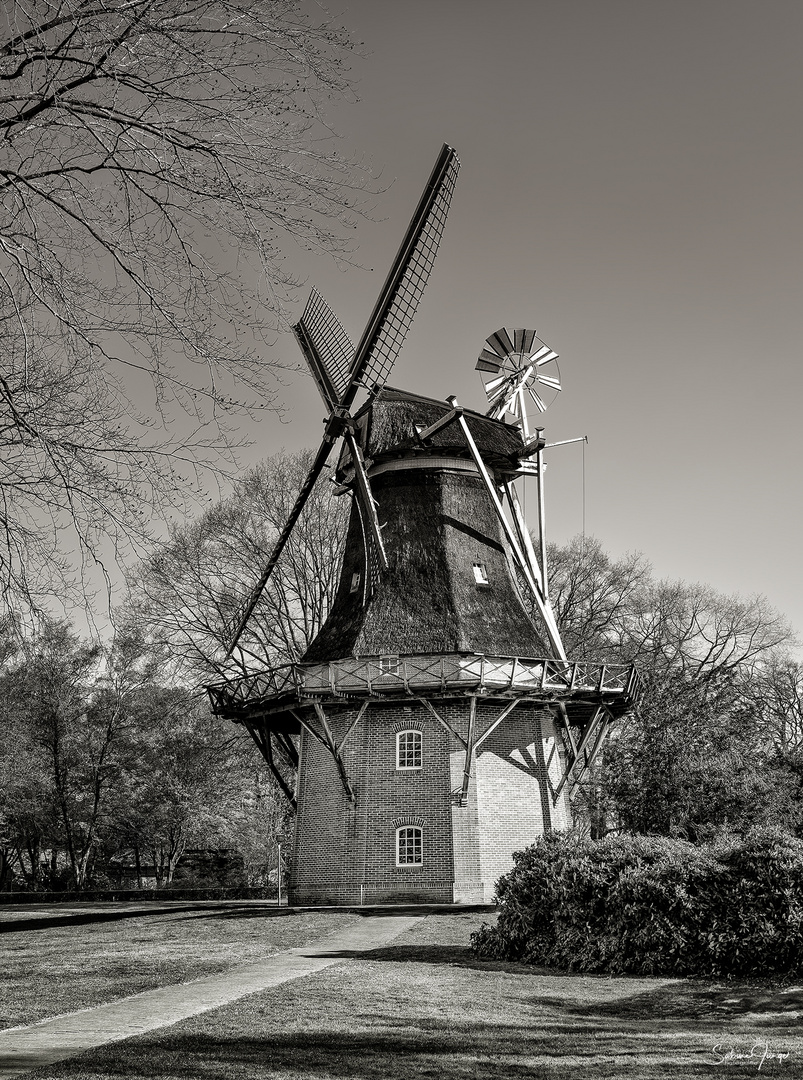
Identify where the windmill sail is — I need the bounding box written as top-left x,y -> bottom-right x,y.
294,288 -> 354,411
225,143 -> 460,658
343,144 -> 460,404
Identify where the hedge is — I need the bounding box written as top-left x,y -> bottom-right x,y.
471,828 -> 803,977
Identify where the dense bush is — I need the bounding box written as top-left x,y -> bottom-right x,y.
471,828 -> 803,977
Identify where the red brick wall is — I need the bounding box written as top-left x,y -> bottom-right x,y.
288,697 -> 569,906
290,701 -> 454,905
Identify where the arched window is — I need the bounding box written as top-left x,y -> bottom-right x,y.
396,730 -> 422,770
396,826 -> 423,866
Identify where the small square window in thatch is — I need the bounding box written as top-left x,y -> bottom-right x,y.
350,572 -> 361,593
472,562 -> 490,586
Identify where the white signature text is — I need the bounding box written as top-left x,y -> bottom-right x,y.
709,1039 -> 790,1070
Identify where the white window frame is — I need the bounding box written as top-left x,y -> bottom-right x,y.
396,729 -> 422,771
472,562 -> 489,586
396,826 -> 423,867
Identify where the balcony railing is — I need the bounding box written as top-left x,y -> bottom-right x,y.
207,653 -> 640,716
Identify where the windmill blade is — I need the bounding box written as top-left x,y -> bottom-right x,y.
486,328 -> 515,360
476,350 -> 503,373
513,328 -> 537,354
533,345 -> 559,365
293,288 -> 355,412
225,435 -> 336,658
485,373 -> 512,397
535,373 -> 561,391
527,385 -> 548,412
339,143 -> 460,409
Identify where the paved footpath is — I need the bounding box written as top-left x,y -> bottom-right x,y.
0,913 -> 422,1079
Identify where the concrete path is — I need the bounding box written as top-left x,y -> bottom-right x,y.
0,913 -> 422,1079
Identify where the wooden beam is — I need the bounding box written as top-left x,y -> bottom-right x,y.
503,480 -> 567,656
288,708 -> 330,750
415,407 -> 463,443
313,703 -> 357,805
456,413 -> 567,662
274,730 -> 299,768
555,701 -> 578,757
418,698 -> 468,750
245,724 -> 297,811
345,430 -> 388,573
261,731 -> 298,811
459,696 -> 477,806
503,479 -> 544,594
474,698 -> 520,750
338,701 -> 369,752
553,706 -> 607,800
536,446 -> 549,602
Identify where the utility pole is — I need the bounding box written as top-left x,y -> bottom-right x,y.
277,842 -> 282,907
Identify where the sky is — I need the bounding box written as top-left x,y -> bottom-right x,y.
252,0 -> 803,644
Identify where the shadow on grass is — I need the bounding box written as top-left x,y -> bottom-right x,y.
531,982 -> 803,1022
307,943 -> 803,1017
303,941 -> 577,975
37,1020 -> 756,1080
0,904 -> 300,935
195,904 -> 494,922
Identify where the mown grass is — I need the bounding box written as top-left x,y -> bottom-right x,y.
0,901 -> 360,1029
22,911 -> 803,1079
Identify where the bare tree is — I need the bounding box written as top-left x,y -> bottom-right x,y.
549,535 -> 799,838
755,659 -> 803,754
0,0 -> 365,618
126,448 -> 348,683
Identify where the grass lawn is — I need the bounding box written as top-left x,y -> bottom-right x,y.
0,901 -> 360,1029
17,910 -> 803,1079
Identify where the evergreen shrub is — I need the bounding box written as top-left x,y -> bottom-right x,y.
471,828 -> 803,976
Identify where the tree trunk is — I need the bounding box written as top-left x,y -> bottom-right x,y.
0,848 -> 12,891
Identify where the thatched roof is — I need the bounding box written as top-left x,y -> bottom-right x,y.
334,387 -> 525,483
304,464 -> 547,662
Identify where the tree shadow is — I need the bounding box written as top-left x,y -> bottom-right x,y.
303,942 -> 803,1018
529,981 -> 803,1023
302,941 -> 539,974
36,1020 -> 755,1080
194,903 -> 494,922
0,903 -> 296,935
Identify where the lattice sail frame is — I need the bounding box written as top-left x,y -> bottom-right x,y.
226,145 -> 461,658
353,148 -> 459,393
294,288 -> 353,411
477,327 -> 561,440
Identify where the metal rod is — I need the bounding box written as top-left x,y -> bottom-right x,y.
536,446 -> 549,602
456,412 -> 567,661
277,843 -> 282,907
544,436 -> 588,448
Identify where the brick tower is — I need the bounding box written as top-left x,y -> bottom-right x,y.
207,145 -> 639,904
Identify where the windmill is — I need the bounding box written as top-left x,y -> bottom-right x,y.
208,145 -> 639,905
